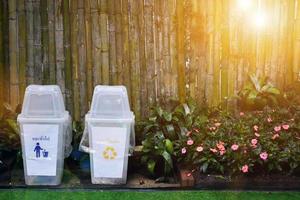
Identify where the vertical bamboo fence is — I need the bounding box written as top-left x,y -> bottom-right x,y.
0,0 -> 300,120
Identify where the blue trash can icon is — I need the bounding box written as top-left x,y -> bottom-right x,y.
43,150 -> 49,158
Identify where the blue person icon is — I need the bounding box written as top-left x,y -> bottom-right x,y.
34,142 -> 43,158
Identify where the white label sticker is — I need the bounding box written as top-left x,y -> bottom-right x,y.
23,124 -> 59,176
90,126 -> 127,178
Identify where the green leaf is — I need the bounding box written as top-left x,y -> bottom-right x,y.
267,87 -> 280,95
164,139 -> 174,154
182,103 -> 191,115
6,119 -> 19,135
200,162 -> 209,173
155,107 -> 163,117
165,124 -> 176,140
147,159 -> 156,175
162,151 -> 173,168
163,112 -> 172,122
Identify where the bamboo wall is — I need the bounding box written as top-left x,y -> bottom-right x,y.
0,0 -> 300,120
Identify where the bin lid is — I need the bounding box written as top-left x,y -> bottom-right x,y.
20,85 -> 66,118
89,85 -> 132,118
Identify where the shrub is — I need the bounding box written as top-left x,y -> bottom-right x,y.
175,107 -> 300,176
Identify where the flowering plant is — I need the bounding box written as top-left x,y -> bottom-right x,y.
175,107 -> 300,176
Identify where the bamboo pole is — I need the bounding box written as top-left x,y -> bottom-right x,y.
55,0 -> 65,97
196,0 -> 207,103
33,0 -> 42,84
100,0 -> 109,84
70,0 -> 80,121
0,0 -> 4,113
176,0 -> 186,103
220,0 -> 229,105
137,0 -> 147,118
48,0 -> 56,84
2,0 -> 9,103
90,0 -> 102,86
17,0 -> 26,102
205,0 -> 214,105
128,0 -> 141,120
84,0 -> 93,105
144,0 -> 155,107
293,0 -> 300,81
108,0 -> 117,84
77,0 -> 87,119
121,0 -> 131,101
285,0 -> 295,86
168,0 -> 178,100
8,0 -> 19,109
40,0 -> 49,84
25,0 -> 34,85
154,0 -> 163,101
63,0 -> 73,115
114,0 -> 123,84
162,0 -> 171,100
270,0 -> 281,83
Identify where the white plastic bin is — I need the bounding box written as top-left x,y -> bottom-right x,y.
80,85 -> 135,184
17,85 -> 72,185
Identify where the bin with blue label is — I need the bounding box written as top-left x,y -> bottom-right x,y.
80,85 -> 135,184
17,85 -> 72,185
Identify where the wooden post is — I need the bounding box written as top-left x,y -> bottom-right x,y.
0,0 -> 4,113
8,0 -> 19,109
48,0 -> 56,84
176,0 -> 186,103
63,0 -> 73,115
40,0 -> 49,84
84,0 -> 93,106
77,0 -> 87,119
55,0 -> 66,98
17,0 -> 26,102
100,0 -> 109,84
25,0 -> 34,85
90,0 -> 102,86
70,0 -> 80,121
144,0 -> 156,108
128,0 -> 141,120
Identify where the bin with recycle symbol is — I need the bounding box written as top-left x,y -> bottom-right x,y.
80,85 -> 135,184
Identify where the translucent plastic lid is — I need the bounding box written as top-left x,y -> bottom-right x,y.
89,85 -> 131,118
20,85 -> 66,118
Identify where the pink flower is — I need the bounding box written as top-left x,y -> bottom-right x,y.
187,139 -> 194,146
267,117 -> 272,123
181,147 -> 187,154
253,125 -> 259,132
214,122 -> 221,127
196,146 -> 203,152
240,112 -> 245,116
260,152 -> 268,160
282,124 -> 289,130
274,126 -> 281,132
272,133 -> 279,140
255,132 -> 260,137
220,150 -> 226,155
251,139 -> 258,145
210,148 -> 218,153
241,165 -> 249,173
217,141 -> 225,151
231,144 -> 239,151
209,127 -> 216,131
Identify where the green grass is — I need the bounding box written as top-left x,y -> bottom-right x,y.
0,190 -> 299,200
